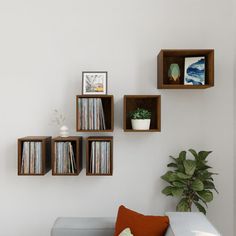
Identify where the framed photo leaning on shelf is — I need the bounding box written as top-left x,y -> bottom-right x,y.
82,71 -> 107,95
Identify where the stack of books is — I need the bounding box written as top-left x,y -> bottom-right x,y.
78,98 -> 106,130
54,142 -> 77,174
90,141 -> 111,174
21,142 -> 42,174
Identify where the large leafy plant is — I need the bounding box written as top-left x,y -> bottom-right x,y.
129,108 -> 151,119
161,149 -> 218,214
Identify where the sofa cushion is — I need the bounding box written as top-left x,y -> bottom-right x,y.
114,205 -> 169,236
51,217 -> 115,236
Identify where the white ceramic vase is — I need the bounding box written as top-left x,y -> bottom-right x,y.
60,125 -> 69,137
131,119 -> 151,130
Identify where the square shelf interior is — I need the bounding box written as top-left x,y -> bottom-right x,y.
158,50 -> 214,88
76,95 -> 113,131
124,96 -> 161,132
87,137 -> 113,176
18,137 -> 51,175
52,137 -> 82,175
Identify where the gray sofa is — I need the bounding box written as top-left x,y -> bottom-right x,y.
51,217 -> 174,236
51,212 -> 220,236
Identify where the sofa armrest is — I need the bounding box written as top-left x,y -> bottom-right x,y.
166,212 -> 221,236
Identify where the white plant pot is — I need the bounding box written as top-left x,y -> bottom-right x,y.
60,125 -> 69,137
131,119 -> 151,130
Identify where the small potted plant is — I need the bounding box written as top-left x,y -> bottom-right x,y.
129,108 -> 151,130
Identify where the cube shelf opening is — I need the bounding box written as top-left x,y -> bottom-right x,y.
51,136 -> 83,176
123,95 -> 161,132
86,136 -> 113,176
76,95 -> 114,132
18,136 -> 51,176
158,49 -> 214,89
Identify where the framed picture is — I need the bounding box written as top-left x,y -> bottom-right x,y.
184,57 -> 205,85
82,71 -> 107,95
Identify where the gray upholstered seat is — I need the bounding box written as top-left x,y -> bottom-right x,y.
51,217 -> 115,236
51,217 -> 174,236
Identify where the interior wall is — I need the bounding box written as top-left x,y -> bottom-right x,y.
0,0 -> 235,235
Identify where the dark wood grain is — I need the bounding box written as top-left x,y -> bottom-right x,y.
76,95 -> 114,132
51,136 -> 83,176
18,136 -> 52,176
123,95 -> 161,132
86,136 -> 113,176
157,49 -> 214,89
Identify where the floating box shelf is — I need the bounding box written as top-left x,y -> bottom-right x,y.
158,49 -> 214,89
76,95 -> 114,132
51,136 -> 83,176
123,95 -> 161,132
18,136 -> 51,176
86,136 -> 113,176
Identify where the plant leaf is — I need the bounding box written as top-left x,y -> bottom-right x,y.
167,163 -> 178,168
161,171 -> 177,182
171,187 -> 184,197
188,149 -> 198,160
183,160 -> 196,176
172,181 -> 186,188
198,171 -> 217,181
198,151 -> 212,161
162,186 -> 173,196
179,151 -> 187,162
176,198 -> 190,212
203,181 -> 219,193
176,172 -> 191,180
197,190 -> 213,202
194,201 -> 206,215
196,161 -> 212,170
192,179 -> 204,191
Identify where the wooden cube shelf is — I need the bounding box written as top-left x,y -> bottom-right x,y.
76,95 -> 114,132
18,136 -> 51,176
51,136 -> 83,176
86,136 -> 113,176
123,95 -> 161,132
158,49 -> 214,89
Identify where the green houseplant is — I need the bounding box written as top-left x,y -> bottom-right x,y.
129,108 -> 151,130
161,149 -> 218,214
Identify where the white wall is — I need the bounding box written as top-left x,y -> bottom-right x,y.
0,0 -> 235,235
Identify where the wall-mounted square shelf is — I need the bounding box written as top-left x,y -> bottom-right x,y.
86,136 -> 113,176
51,136 -> 83,176
76,95 -> 114,132
123,95 -> 161,132
158,49 -> 214,89
18,136 -> 51,176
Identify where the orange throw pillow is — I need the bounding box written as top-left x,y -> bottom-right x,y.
114,205 -> 169,236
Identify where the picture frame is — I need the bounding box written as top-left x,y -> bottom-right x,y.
82,71 -> 108,95
184,57 -> 205,85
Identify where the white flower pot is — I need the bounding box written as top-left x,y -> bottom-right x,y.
131,119 -> 151,130
60,125 -> 69,137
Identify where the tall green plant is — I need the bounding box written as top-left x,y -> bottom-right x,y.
161,149 -> 218,214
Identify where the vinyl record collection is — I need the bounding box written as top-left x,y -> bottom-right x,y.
89,141 -> 111,174
78,98 -> 106,130
54,142 -> 77,174
21,141 -> 42,174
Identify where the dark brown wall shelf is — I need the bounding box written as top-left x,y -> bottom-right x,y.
158,49 -> 214,89
86,136 -> 113,176
123,95 -> 161,132
18,136 -> 51,176
76,95 -> 114,132
51,136 -> 83,176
